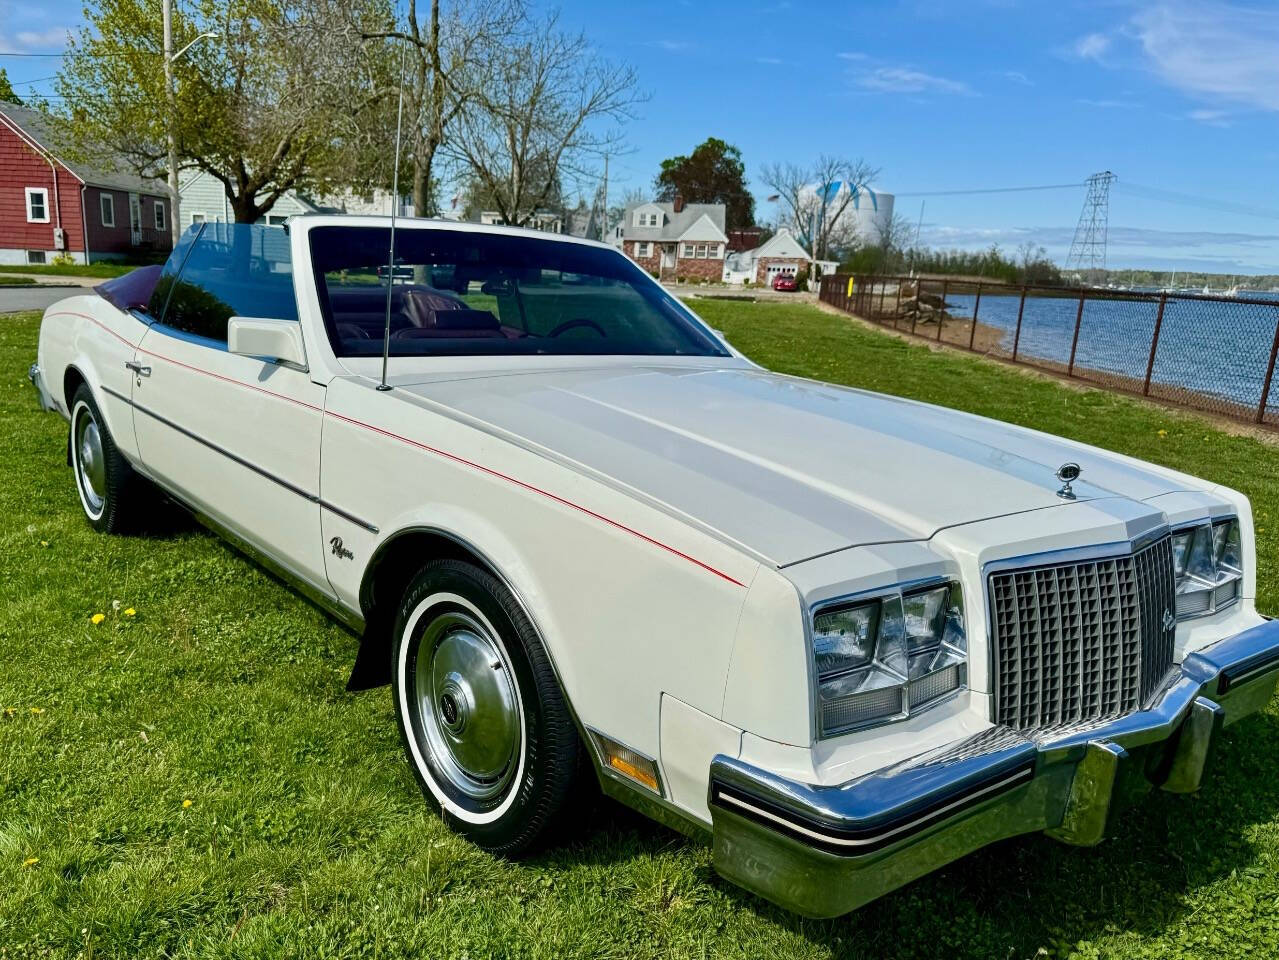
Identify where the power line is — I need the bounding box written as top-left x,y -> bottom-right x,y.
1117,181 -> 1279,222
894,183 -> 1083,198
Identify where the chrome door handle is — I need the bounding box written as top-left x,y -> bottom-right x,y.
125,361 -> 151,377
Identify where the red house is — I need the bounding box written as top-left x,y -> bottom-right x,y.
0,101 -> 173,266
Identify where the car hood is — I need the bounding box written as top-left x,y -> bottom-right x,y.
392,363 -> 1194,565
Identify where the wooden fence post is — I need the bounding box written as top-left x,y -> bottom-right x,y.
1067,290 -> 1086,376
1257,309 -> 1279,424
937,279 -> 948,342
969,282 -> 982,350
1143,294 -> 1167,396
1012,286 -> 1027,360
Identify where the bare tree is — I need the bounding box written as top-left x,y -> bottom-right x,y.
875,212 -> 914,273
759,155 -> 879,262
360,0 -> 521,216
448,12 -> 642,226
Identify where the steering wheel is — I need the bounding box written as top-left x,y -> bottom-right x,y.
547,318 -> 606,338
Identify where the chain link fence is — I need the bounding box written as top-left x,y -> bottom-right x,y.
819,274 -> 1279,428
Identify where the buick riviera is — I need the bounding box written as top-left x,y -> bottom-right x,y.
29,218 -> 1279,917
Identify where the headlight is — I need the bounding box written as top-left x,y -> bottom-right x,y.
1173,517 -> 1242,619
813,580 -> 966,738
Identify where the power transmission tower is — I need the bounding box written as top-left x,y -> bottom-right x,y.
1066,171 -> 1116,285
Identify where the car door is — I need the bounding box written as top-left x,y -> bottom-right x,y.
132,222 -> 330,592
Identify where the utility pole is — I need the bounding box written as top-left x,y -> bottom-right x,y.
162,0 -> 180,246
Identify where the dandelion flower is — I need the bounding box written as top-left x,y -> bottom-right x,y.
1157,429 -> 1168,438
30,707 -> 44,715
39,540 -> 49,547
124,608 -> 136,617
182,799 -> 193,809
90,613 -> 105,625
22,857 -> 38,868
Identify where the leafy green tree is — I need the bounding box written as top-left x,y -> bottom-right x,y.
654,137 -> 754,230
50,0 -> 391,222
0,68 -> 23,105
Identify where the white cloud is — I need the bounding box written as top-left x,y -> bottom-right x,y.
0,23 -> 69,52
755,56 -> 784,65
1071,32 -> 1112,60
856,67 -> 974,96
837,51 -> 868,60
1188,107 -> 1233,127
645,39 -> 692,53
1076,98 -> 1142,109
1131,1 -> 1279,112
1002,70 -> 1034,86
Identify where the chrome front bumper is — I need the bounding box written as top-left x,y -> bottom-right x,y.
708,619 -> 1279,918
28,362 -> 56,412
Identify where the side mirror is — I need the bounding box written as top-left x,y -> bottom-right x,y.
227,316 -> 308,370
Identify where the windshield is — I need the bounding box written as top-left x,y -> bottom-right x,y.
308,225 -> 728,358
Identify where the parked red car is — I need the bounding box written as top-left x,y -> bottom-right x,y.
772,273 -> 798,291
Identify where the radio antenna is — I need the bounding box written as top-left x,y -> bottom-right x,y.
377,33 -> 410,392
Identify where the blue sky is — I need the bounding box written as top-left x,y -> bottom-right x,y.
5,0 -> 1279,273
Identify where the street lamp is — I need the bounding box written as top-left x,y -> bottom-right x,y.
162,0 -> 217,246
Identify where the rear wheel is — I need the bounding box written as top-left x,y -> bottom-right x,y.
70,384 -> 143,533
391,559 -> 582,855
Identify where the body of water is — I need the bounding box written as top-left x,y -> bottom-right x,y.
943,291 -> 1279,415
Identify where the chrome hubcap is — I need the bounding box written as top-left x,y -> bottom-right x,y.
414,610 -> 520,801
75,409 -> 106,515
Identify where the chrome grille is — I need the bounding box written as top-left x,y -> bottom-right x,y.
990,535 -> 1176,730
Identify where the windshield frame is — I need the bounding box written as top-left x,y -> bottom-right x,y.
306,223 -> 731,361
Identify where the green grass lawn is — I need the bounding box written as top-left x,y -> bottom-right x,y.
0,263 -> 138,279
2,303 -> 1277,959
0,277 -> 41,286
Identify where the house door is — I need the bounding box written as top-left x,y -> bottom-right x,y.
128,193 -> 142,245
661,244 -> 675,269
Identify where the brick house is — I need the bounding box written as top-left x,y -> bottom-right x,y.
0,101 -> 173,266
724,227 -> 812,285
616,196 -> 728,281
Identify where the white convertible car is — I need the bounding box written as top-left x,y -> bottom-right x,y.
29,218 -> 1279,917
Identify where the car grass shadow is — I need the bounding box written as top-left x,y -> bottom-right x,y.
700,710 -> 1279,958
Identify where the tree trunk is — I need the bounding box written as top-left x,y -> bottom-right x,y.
230,191 -> 260,223
413,148 -> 433,217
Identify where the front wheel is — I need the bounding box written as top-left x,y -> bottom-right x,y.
391,559 -> 582,855
69,384 -> 144,533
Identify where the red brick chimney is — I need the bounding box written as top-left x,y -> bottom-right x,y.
673,193 -> 685,213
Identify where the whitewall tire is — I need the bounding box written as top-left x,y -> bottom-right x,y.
391,559 -> 582,854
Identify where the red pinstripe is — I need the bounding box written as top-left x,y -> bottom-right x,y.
325,409 -> 748,588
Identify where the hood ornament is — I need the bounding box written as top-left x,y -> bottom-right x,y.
1055,462 -> 1082,500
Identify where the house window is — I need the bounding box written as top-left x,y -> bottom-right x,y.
696,243 -> 708,259
636,241 -> 650,257
190,212 -> 207,225
154,200 -> 166,230
682,243 -> 694,258
706,244 -> 719,258
100,194 -> 115,228
266,214 -> 288,226
25,187 -> 49,223
635,211 -> 659,227
27,250 -> 47,265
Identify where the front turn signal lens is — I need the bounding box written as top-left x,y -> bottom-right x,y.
592,731 -> 661,794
